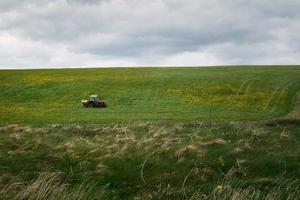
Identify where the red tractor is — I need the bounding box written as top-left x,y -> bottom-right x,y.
81,95 -> 107,108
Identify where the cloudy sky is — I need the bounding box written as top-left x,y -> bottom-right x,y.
0,0 -> 299,69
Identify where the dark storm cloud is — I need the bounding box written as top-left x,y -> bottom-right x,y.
0,0 -> 299,68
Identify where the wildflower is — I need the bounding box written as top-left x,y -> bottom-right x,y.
216,185 -> 224,190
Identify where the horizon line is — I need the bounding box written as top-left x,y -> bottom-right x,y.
1,64 -> 300,70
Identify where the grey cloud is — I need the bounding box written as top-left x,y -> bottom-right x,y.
0,0 -> 299,68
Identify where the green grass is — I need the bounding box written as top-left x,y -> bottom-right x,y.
1,66 -> 300,199
1,122 -> 300,199
1,66 -> 300,125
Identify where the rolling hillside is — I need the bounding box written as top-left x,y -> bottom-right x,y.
1,66 -> 300,199
0,66 -> 300,125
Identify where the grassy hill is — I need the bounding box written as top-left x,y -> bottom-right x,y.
0,66 -> 300,125
0,66 -> 300,199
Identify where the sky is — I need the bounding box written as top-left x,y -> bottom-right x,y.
0,0 -> 299,69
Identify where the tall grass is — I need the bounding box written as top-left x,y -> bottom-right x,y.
1,122 -> 300,199
0,172 -> 105,200
0,173 -> 298,200
134,179 -> 300,200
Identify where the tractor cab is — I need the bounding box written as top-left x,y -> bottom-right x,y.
89,95 -> 99,102
81,94 -> 107,108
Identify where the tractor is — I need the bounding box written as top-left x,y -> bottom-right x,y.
81,95 -> 107,108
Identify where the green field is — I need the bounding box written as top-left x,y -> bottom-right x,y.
1,66 -> 300,125
1,122 -> 300,199
1,66 -> 300,199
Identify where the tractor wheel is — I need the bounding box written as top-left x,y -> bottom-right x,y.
87,103 -> 93,108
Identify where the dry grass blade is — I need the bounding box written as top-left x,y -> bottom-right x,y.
0,172 -> 103,200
